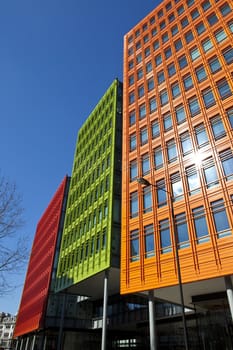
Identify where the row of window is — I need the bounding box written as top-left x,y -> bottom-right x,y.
130,197 -> 232,261
59,229 -> 107,274
130,148 -> 233,216
128,14 -> 232,71
129,47 -> 233,107
129,40 -> 233,92
130,108 -> 233,154
127,0 -> 230,45
128,3 -> 232,59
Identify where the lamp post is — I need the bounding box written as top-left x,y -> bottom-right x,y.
137,177 -> 189,350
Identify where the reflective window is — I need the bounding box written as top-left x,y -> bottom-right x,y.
217,79 -> 232,99
167,139 -> 177,163
211,199 -> 231,238
195,21 -> 206,34
176,213 -> 190,248
148,77 -> 155,91
195,124 -> 209,147
202,157 -> 219,188
180,131 -> 193,155
157,70 -> 165,84
183,74 -> 193,90
219,2 -> 232,16
130,192 -> 138,218
193,206 -> 210,243
129,110 -> 136,126
163,113 -> 173,131
143,188 -> 152,214
190,46 -> 201,61
191,8 -> 200,19
140,127 -> 148,145
207,13 -> 219,26
202,37 -> 213,52
154,146 -> 163,169
142,153 -> 150,175
208,56 -> 221,73
146,61 -> 153,73
201,0 -> 211,11
226,107 -> 233,128
175,105 -> 186,124
165,46 -> 172,59
219,149 -> 233,180
202,88 -> 216,108
185,30 -> 194,44
178,55 -> 188,69
171,82 -> 181,98
130,229 -> 140,261
139,104 -> 146,119
168,62 -> 176,77
137,68 -> 143,80
144,224 -> 155,257
151,119 -> 160,138
160,219 -> 172,253
214,28 -> 227,43
171,172 -> 183,201
175,38 -> 183,51
138,85 -> 144,98
195,65 -> 207,82
222,46 -> 233,65
149,97 -> 157,113
156,179 -> 167,207
130,160 -> 138,181
160,90 -> 169,106
186,165 -> 200,195
188,96 -> 200,116
210,115 -> 226,140
130,134 -> 137,151
129,92 -> 135,104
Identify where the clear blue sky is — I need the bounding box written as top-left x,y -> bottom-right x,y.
0,0 -> 159,314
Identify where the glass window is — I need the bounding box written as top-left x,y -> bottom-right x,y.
222,46 -> 233,64
168,62 -> 176,77
145,47 -> 151,57
178,55 -> 188,69
163,112 -> 173,131
129,75 -> 134,86
186,165 -> 200,195
136,53 -> 142,64
202,157 -> 219,188
153,40 -> 159,50
177,5 -> 184,15
152,27 -> 158,36
201,0 -> 211,11
146,61 -> 153,73
158,9 -> 164,18
180,131 -> 193,155
149,97 -> 157,113
175,105 -> 186,124
130,192 -> 138,218
140,127 -> 148,145
143,188 -> 152,214
130,229 -> 140,261
130,134 -> 137,151
176,213 -> 190,248
217,79 -> 232,99
160,219 -> 172,253
166,2 -> 172,11
152,119 -> 160,138
160,90 -> 169,106
138,85 -> 144,98
207,13 -> 218,26
129,60 -> 134,70
129,110 -> 136,126
193,206 -> 210,243
142,153 -> 150,175
228,20 -> 233,33
185,30 -> 194,44
227,107 -> 233,128
139,104 -> 146,119
215,28 -> 227,43
129,91 -> 135,104
165,46 -> 172,59
211,199 -> 231,238
210,115 -> 226,140
168,12 -> 175,23
167,139 -> 177,163
202,88 -> 216,108
160,20 -> 166,30
183,74 -> 193,90
195,21 -> 206,34
220,149 -> 233,180
143,34 -> 149,43
181,16 -> 189,28
195,65 -> 207,82
144,224 -> 155,257
136,41 -> 141,50
186,0 -> 194,7
171,82 -> 181,98
208,56 -> 221,73
128,47 -> 133,56
137,68 -> 143,80
162,32 -> 169,43
147,77 -> 155,91
156,179 -> 167,207
188,96 -> 200,116
219,3 -> 232,16
174,38 -> 183,51
171,172 -> 183,201
154,146 -> 163,169
130,160 -> 138,181
157,70 -> 165,84
150,16 -> 155,25
202,38 -> 213,52
190,46 -> 201,61
191,8 -> 200,19
171,24 -> 179,36
195,123 -> 209,147
155,54 -> 162,66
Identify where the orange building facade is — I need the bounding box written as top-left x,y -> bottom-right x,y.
121,0 -> 233,304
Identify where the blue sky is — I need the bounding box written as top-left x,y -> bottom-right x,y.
0,0 -> 159,314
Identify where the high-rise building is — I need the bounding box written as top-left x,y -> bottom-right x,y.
121,0 -> 233,343
14,176 -> 70,348
55,79 -> 122,296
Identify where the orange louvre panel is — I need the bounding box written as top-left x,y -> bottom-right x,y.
14,176 -> 69,337
121,0 -> 233,295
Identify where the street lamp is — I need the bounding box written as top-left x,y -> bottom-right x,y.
137,177 -> 189,350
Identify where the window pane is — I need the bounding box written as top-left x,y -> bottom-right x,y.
130,192 -> 138,218
143,187 -> 152,213
203,157 -> 219,188
176,213 -> 190,248
160,219 -> 172,253
186,166 -> 200,195
211,199 -> 231,238
130,229 -> 139,261
154,147 -> 163,169
157,179 -> 167,207
144,224 -> 155,257
220,149 -> 233,180
193,206 -> 210,243
210,116 -> 226,140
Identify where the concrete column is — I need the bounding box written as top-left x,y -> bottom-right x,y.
19,339 -> 24,350
42,335 -> 47,350
101,270 -> 109,350
15,339 -> 20,350
148,290 -> 157,350
25,337 -> 30,350
31,335 -> 36,350
225,275 -> 233,322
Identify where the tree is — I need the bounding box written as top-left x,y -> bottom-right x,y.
0,174 -> 28,295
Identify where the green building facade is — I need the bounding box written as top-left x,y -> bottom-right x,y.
55,79 -> 122,294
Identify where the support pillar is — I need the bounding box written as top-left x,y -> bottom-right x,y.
101,270 -> 109,350
57,293 -> 66,350
15,339 -> 20,350
42,335 -> 47,350
31,335 -> 36,350
25,337 -> 30,350
148,290 -> 157,350
225,276 -> 233,322
19,338 -> 24,350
